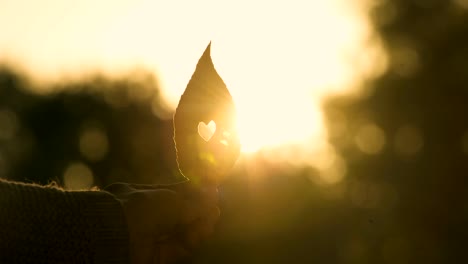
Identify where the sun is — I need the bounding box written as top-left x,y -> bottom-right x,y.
204,0 -> 366,153
234,90 -> 325,153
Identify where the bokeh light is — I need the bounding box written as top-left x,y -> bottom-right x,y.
79,124 -> 109,162
394,125 -> 424,158
63,162 -> 94,190
354,123 -> 386,155
318,151 -> 348,185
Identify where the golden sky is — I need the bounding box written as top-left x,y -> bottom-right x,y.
0,0 -> 386,179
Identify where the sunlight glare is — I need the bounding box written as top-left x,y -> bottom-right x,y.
236,93 -> 324,153
0,0 -> 387,166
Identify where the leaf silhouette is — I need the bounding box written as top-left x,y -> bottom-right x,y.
173,43 -> 240,185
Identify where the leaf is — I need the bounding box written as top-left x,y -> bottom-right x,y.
173,43 -> 240,185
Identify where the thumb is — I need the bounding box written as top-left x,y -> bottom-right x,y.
103,182 -> 136,198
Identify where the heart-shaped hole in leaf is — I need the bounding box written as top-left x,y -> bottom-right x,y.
198,120 -> 216,141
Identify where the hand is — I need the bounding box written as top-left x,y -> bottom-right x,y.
105,181 -> 220,264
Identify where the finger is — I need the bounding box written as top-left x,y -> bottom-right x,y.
148,182 -> 219,209
103,182 -> 136,196
128,180 -> 191,191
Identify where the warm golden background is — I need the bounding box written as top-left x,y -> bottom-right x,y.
1,0 -> 467,263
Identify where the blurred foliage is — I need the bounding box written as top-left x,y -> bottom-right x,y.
319,0 -> 468,263
1,1 -> 468,263
0,66 -> 180,186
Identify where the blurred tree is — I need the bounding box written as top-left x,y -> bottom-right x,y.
0,66 -> 180,187
324,0 -> 468,262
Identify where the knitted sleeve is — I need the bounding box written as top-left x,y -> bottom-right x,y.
0,179 -> 130,264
